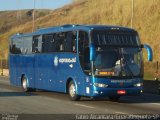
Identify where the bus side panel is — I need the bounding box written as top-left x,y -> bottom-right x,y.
9,54 -> 35,88
22,55 -> 35,88
9,55 -> 17,85
10,53 -> 89,96
55,53 -> 76,92
15,55 -> 23,86
35,54 -> 57,90
34,53 -> 87,95
9,55 -> 22,86
56,53 -> 86,95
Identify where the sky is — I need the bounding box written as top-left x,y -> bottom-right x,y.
0,0 -> 73,11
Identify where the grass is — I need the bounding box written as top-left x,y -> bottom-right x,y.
144,62 -> 158,80
144,71 -> 155,80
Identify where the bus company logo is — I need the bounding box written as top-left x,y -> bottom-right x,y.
54,57 -> 76,66
59,57 -> 76,64
54,56 -> 59,67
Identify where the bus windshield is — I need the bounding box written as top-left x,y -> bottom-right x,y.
93,46 -> 142,77
91,30 -> 142,77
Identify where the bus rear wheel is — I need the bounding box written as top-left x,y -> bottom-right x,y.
68,81 -> 80,101
22,76 -> 30,92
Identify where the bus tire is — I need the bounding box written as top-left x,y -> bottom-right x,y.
22,76 -> 30,92
68,81 -> 80,101
109,96 -> 120,102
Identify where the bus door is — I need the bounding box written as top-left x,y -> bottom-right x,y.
78,31 -> 91,95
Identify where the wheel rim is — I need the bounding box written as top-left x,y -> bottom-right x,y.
69,83 -> 76,97
22,78 -> 27,90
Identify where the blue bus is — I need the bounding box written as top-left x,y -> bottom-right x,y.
9,24 -> 153,101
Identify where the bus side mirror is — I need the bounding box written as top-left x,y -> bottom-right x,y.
142,44 -> 153,61
90,43 -> 96,61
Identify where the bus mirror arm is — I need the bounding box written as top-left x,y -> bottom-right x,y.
142,44 -> 153,61
90,43 -> 96,61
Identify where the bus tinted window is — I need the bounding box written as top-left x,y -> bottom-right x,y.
65,31 -> 76,52
32,35 -> 42,53
42,31 -> 77,53
22,36 -> 32,54
42,34 -> 54,52
53,32 -> 65,52
92,31 -> 139,46
10,37 -> 23,54
10,36 -> 32,54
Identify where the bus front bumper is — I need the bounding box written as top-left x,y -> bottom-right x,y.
92,87 -> 143,97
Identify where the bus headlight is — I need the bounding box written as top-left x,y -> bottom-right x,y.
94,83 -> 108,88
134,83 -> 143,87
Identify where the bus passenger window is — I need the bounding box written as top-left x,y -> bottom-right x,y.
32,35 -> 42,53
72,31 -> 77,52
64,31 -> 77,52
65,32 -> 73,52
42,34 -> 54,53
23,36 -> 32,54
54,33 -> 65,52
10,37 -> 23,54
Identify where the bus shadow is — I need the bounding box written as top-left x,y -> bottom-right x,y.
118,95 -> 160,104
0,92 -> 37,97
34,90 -> 160,104
80,94 -> 160,104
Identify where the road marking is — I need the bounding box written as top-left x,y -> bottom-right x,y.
74,103 -> 95,109
115,112 -> 127,114
0,80 -> 10,84
150,103 -> 160,106
122,98 -> 160,106
0,88 -> 13,92
105,109 -> 109,112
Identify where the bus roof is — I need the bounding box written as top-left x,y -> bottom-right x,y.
11,24 -> 136,38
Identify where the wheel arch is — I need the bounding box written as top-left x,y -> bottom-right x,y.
21,74 -> 29,88
66,77 -> 78,94
21,74 -> 25,85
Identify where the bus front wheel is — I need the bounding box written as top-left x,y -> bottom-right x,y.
22,76 -> 30,92
68,81 -> 80,101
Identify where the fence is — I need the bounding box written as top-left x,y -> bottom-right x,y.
0,59 -> 9,76
144,61 -> 160,80
0,59 -> 8,69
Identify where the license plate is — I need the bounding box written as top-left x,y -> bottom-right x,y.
117,90 -> 126,94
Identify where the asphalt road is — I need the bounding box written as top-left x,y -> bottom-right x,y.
0,76 -> 160,119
